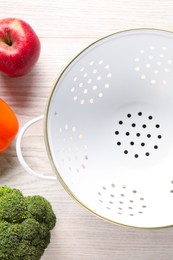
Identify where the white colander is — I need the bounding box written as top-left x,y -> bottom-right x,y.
16,29 -> 173,228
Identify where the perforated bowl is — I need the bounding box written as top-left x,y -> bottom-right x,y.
17,29 -> 173,228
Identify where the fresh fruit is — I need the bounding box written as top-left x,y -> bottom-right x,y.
0,18 -> 41,77
0,98 -> 19,152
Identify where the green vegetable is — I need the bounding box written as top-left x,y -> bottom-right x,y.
0,186 -> 56,260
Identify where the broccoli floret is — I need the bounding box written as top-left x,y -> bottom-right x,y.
0,186 -> 56,260
0,186 -> 26,223
25,195 -> 56,230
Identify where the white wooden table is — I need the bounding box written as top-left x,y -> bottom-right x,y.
1,1 -> 173,259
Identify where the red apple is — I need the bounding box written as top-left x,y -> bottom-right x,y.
0,18 -> 41,77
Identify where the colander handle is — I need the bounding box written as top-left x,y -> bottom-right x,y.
16,115 -> 56,181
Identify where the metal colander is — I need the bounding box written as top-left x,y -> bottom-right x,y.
17,29 -> 173,228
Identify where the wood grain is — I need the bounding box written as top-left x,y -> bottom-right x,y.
1,1 -> 173,259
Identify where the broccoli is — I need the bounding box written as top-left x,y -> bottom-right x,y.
0,186 -> 56,260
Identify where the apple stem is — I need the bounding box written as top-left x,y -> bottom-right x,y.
5,29 -> 13,46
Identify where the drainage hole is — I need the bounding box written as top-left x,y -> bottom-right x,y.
117,142 -> 121,146
156,124 -> 160,128
142,124 -> 147,128
136,133 -> 140,137
115,131 -> 119,135
119,121 -> 123,125
147,134 -> 151,138
145,152 -> 150,156
126,132 -> 130,136
132,123 -> 136,127
134,154 -> 139,158
130,141 -> 134,145
154,145 -> 158,149
138,112 -> 142,116
124,150 -> 128,154
148,116 -> 153,120
127,114 -> 131,118
158,135 -> 162,139
141,142 -> 145,147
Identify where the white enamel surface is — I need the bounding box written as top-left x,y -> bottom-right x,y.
46,29 -> 173,228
